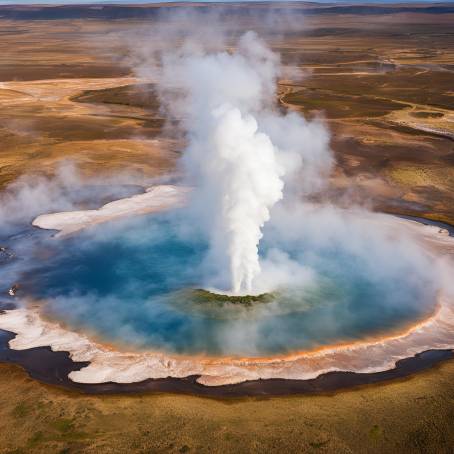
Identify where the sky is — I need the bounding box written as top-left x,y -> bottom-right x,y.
0,0 -> 450,5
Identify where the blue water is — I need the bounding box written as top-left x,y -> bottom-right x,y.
19,210 -> 437,357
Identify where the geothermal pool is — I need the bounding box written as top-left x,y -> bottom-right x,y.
1,34 -> 452,387
17,208 -> 437,359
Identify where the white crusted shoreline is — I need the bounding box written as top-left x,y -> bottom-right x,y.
1,190 -> 454,387
32,184 -> 189,237
0,293 -> 453,387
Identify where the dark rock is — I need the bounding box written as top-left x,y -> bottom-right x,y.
8,284 -> 19,297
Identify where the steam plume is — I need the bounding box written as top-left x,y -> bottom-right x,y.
155,31 -> 332,294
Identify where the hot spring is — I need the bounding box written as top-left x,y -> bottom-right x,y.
17,206 -> 437,358
0,31 -> 452,389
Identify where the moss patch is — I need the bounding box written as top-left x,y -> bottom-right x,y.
386,165 -> 454,190
191,289 -> 274,306
369,424 -> 383,440
52,419 -> 74,434
11,402 -> 30,419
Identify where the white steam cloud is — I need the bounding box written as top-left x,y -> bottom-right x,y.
154,31 -> 332,294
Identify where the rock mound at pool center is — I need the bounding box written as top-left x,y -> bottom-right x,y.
191,289 -> 274,305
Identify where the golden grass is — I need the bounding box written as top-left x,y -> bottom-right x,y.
1,360 -> 454,453
386,166 -> 454,191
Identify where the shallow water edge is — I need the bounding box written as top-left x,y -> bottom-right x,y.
1,328 -> 452,397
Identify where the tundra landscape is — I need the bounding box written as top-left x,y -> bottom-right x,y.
0,2 -> 453,453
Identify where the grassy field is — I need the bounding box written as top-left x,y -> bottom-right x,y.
1,360 -> 454,453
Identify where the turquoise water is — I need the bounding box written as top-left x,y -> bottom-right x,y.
21,210 -> 437,357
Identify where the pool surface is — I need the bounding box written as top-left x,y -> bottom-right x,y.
16,209 -> 437,357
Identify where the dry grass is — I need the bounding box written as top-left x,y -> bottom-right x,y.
1,361 -> 454,453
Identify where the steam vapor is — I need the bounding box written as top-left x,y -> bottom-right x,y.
155,31 -> 332,294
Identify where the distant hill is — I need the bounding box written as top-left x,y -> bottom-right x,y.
0,3 -> 453,21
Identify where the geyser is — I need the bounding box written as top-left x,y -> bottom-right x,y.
1,21 -> 451,386
156,32 -> 332,294
205,106 -> 284,294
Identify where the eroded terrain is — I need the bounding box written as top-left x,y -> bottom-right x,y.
1,6 -> 453,223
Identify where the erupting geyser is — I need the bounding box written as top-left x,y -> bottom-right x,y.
204,107 -> 284,294
159,32 -> 332,294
